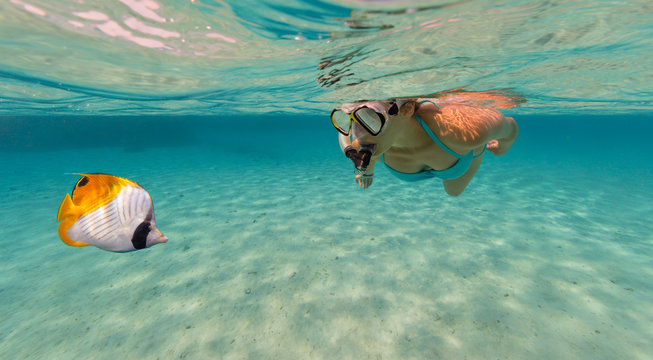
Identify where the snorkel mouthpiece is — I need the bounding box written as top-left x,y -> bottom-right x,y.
344,145 -> 373,171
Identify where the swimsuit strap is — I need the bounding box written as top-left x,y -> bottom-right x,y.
414,114 -> 463,158
417,100 -> 485,158
474,145 -> 486,158
418,99 -> 439,108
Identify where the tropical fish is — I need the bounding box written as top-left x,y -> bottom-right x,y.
57,173 -> 167,252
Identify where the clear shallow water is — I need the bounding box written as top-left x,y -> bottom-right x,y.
1,115 -> 653,359
1,0 -> 652,115
1,1 -> 653,359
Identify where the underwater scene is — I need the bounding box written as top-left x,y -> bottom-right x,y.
1,0 -> 652,359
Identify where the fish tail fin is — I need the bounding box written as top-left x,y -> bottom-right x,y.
57,219 -> 89,247
57,194 -> 89,247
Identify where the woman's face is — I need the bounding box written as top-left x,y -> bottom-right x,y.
346,100 -> 413,155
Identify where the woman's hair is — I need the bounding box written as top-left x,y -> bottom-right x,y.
339,98 -> 413,115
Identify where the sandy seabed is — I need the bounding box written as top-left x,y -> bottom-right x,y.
1,141 -> 652,360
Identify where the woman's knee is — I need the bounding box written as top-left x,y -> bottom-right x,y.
443,182 -> 467,196
445,187 -> 464,197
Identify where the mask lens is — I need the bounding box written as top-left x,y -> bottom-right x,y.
355,107 -> 384,134
331,110 -> 352,134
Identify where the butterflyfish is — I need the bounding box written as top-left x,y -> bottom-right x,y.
57,173 -> 167,252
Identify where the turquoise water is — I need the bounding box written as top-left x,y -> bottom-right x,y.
1,0 -> 651,114
2,1 -> 653,359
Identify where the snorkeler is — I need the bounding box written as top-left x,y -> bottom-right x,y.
332,97 -> 518,196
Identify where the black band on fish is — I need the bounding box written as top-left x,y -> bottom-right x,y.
131,221 -> 151,250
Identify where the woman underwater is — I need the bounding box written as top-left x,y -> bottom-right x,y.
333,96 -> 519,196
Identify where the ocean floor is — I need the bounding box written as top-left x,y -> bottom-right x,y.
1,117 -> 652,359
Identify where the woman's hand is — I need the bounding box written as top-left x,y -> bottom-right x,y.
352,153 -> 376,189
486,139 -> 513,156
355,173 -> 374,189
487,116 -> 518,156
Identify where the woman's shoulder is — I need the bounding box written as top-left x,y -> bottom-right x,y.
436,102 -> 504,121
416,98 -> 503,123
419,102 -> 504,147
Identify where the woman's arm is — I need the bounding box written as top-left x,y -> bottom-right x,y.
485,116 -> 518,156
434,104 -> 518,156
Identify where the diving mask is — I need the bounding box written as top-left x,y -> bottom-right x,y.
331,101 -> 399,136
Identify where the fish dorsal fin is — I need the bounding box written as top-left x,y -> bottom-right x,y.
57,193 -> 78,221
68,173 -> 139,212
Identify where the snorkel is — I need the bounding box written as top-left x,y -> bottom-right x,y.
339,133 -> 374,172
336,99 -> 407,172
346,144 -> 374,171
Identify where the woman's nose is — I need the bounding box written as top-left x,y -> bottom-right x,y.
351,138 -> 373,150
350,123 -> 371,143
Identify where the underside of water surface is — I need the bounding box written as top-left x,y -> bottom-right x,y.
1,0 -> 651,115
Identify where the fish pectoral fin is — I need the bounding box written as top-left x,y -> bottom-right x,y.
57,219 -> 89,247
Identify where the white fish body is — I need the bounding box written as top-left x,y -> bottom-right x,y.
57,173 -> 167,252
